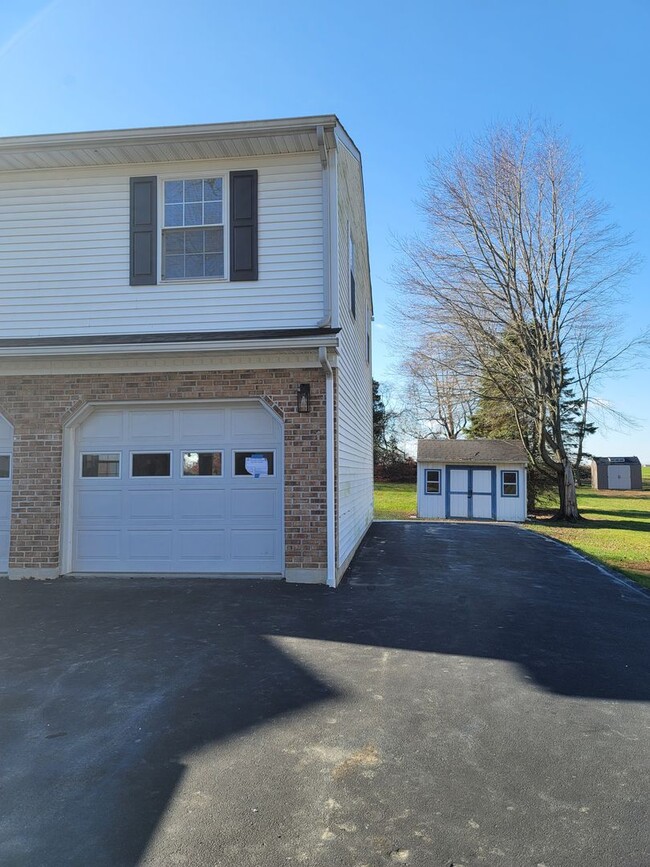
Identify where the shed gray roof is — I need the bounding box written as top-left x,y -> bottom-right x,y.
417,439 -> 528,464
591,456 -> 641,465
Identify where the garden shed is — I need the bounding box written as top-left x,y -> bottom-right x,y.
417,439 -> 528,522
590,456 -> 642,491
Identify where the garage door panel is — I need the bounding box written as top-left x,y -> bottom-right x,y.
128,490 -> 174,519
231,529 -> 277,561
127,530 -> 173,559
180,409 -> 226,438
78,411 -> 123,441
76,530 -> 121,560
129,410 -> 174,439
177,489 -> 227,519
231,407 -> 276,438
177,530 -> 227,559
0,493 -> 11,519
72,403 -> 283,574
230,488 -> 279,519
77,490 -> 122,520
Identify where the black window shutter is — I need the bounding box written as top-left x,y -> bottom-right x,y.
130,176 -> 157,286
230,170 -> 258,281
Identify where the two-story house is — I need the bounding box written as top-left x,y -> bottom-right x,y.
0,115 -> 373,586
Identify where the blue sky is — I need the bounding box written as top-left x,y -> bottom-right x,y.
1,0 -> 648,459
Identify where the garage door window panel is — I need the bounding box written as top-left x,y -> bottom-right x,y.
501,471 -> 519,497
0,455 -> 10,479
81,453 -> 120,478
233,451 -> 275,477
131,452 -> 172,477
182,451 -> 223,477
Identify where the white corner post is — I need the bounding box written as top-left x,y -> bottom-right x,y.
319,346 -> 336,588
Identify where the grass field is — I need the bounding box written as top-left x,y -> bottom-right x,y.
374,467 -> 650,590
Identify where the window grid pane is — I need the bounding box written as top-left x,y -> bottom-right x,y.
163,227 -> 224,279
425,469 -> 440,494
502,471 -> 518,496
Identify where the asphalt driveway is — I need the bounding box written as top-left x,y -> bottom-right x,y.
0,522 -> 648,866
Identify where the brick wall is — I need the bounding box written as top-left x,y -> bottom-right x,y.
0,367 -> 326,574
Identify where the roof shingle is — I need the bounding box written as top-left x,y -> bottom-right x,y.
416,439 -> 527,464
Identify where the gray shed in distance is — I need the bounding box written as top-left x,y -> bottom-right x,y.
591,456 -> 642,491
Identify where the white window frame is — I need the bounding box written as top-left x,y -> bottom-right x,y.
158,171 -> 229,284
130,451 -> 173,479
180,450 -> 224,478
425,468 -> 441,495
501,470 -> 519,498
80,452 -> 121,480
232,449 -> 277,478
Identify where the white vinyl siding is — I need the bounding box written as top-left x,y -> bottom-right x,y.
417,464 -> 446,518
0,153 -> 324,337
495,464 -> 527,521
335,144 -> 373,570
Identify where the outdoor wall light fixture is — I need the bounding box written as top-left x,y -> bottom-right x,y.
297,383 -> 311,413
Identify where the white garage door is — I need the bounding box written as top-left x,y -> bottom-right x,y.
0,415 -> 12,573
72,402 -> 283,574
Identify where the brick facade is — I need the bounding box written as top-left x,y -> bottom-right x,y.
0,366 -> 327,576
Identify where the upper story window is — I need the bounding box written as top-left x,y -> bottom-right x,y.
162,178 -> 225,280
348,225 -> 356,318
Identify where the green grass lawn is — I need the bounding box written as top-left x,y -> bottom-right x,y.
374,467 -> 650,590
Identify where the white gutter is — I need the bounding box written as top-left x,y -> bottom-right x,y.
0,334 -> 339,358
319,346 -> 336,588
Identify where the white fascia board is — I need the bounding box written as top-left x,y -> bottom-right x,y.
0,334 -> 339,359
0,116 -> 340,155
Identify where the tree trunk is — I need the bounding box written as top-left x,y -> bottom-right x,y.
555,459 -> 581,521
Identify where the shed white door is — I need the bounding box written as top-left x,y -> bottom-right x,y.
0,415 -> 12,573
448,468 -> 470,518
72,403 -> 283,574
607,464 -> 631,490
448,467 -> 495,520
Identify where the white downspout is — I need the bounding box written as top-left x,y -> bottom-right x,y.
319,346 -> 336,587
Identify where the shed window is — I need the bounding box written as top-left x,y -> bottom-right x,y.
162,178 -> 224,280
425,468 -> 441,495
0,455 -> 10,478
501,470 -> 519,497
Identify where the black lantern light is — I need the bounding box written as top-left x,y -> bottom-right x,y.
297,383 -> 311,413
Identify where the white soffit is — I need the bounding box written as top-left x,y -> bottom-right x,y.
0,116 -> 343,172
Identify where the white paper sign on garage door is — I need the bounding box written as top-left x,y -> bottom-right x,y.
72,402 -> 283,574
0,415 -> 12,573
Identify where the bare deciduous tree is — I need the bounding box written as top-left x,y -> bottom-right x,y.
398,121 -> 645,520
401,335 -> 476,440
